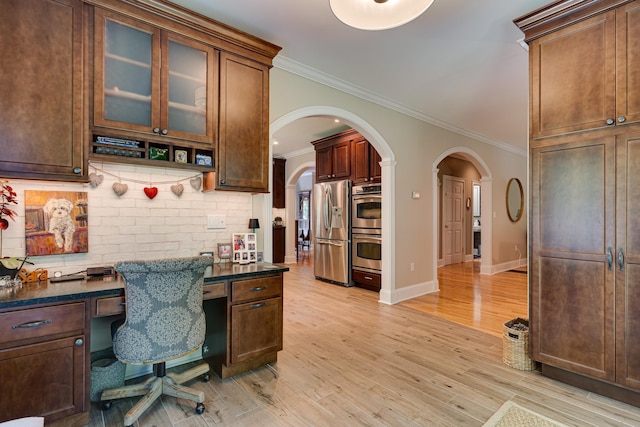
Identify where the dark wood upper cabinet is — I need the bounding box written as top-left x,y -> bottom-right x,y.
312,130 -> 355,182
314,129 -> 380,184
522,0 -> 640,139
1,0 -> 281,187
0,0 -> 86,181
352,137 -> 381,184
216,53 -> 271,192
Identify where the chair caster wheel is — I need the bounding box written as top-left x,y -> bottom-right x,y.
102,401 -> 112,410
202,373 -> 210,382
196,402 -> 205,414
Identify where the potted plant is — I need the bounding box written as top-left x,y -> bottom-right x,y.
0,181 -> 22,283
0,180 -> 17,231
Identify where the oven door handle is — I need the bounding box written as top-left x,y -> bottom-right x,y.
352,194 -> 382,200
353,236 -> 382,242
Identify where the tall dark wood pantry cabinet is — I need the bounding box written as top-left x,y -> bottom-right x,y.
516,0 -> 640,406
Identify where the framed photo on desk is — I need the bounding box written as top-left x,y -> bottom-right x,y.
232,233 -> 256,263
217,243 -> 232,261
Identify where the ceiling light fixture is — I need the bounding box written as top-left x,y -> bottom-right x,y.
330,0 -> 434,31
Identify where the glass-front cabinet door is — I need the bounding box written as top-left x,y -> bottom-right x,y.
93,9 -> 216,144
162,32 -> 216,143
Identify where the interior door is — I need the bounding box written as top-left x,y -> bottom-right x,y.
443,176 -> 464,265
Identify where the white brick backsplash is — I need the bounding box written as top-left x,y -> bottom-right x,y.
0,163 -> 252,275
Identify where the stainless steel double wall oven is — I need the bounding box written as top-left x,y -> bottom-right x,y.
351,184 -> 382,274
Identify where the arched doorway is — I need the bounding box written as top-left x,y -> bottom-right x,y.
284,161 -> 315,263
432,147 -> 493,288
269,106 -> 397,304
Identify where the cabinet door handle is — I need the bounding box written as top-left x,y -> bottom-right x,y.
153,127 -> 160,133
250,286 -> 267,292
75,338 -> 84,346
606,118 -> 615,125
619,248 -> 625,271
161,129 -> 168,135
250,302 -> 266,309
73,167 -> 81,174
12,319 -> 52,329
607,247 -> 613,271
618,116 -> 626,123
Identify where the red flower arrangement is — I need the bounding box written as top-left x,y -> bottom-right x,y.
0,181 -> 18,230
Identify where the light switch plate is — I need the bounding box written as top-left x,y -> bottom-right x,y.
207,215 -> 226,229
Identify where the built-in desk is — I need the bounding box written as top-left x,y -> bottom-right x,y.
0,262 -> 288,426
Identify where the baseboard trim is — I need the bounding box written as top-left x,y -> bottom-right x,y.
380,279 -> 438,305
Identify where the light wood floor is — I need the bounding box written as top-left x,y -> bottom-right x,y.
90,261 -> 640,426
400,261 -> 528,338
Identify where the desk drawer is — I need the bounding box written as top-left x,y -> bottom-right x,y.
203,282 -> 226,300
94,295 -> 125,317
0,302 -> 86,344
231,275 -> 282,304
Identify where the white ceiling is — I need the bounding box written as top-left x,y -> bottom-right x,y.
170,0 -> 551,158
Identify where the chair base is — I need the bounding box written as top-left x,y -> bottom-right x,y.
101,361 -> 210,426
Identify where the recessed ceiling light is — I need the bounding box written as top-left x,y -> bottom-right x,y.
330,0 -> 435,31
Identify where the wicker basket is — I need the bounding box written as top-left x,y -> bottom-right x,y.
502,318 -> 536,371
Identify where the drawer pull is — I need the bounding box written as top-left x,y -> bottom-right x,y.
12,319 -> 52,329
364,276 -> 373,280
250,286 -> 267,292
203,290 -> 211,295
250,303 -> 266,309
118,302 -> 126,306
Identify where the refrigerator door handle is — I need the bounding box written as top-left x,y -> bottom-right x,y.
323,185 -> 333,234
317,240 -> 344,247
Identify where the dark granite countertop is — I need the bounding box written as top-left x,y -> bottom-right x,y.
0,262 -> 289,310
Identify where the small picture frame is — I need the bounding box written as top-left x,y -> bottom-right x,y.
217,243 -> 232,260
175,149 -> 188,164
232,232 -> 257,263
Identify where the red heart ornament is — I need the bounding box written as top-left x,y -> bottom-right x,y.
144,187 -> 158,199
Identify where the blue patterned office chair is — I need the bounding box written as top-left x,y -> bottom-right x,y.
100,256 -> 213,427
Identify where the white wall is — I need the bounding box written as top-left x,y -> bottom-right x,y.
1,162 -> 254,275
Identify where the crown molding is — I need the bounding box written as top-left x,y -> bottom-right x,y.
273,55 -> 527,158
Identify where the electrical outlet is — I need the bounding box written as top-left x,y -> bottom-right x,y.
515,245 -> 518,252
410,262 -> 415,272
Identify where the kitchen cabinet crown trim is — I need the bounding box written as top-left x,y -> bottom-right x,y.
84,0 -> 281,65
514,0 -> 633,42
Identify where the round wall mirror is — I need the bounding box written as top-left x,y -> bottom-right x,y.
506,178 -> 524,222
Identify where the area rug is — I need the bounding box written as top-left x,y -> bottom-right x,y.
483,401 -> 571,427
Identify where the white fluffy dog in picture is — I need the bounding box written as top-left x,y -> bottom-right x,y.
43,198 -> 76,252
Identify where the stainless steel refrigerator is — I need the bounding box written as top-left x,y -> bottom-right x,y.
313,179 -> 352,286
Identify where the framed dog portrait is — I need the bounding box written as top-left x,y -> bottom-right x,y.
24,190 -> 89,256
